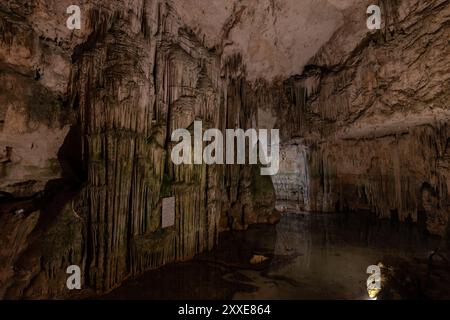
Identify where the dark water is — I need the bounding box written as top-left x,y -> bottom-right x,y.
104,212 -> 449,300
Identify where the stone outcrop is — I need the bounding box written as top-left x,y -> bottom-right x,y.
269,0 -> 450,237
0,0 -> 278,299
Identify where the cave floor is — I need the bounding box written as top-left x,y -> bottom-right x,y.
104,212 -> 450,300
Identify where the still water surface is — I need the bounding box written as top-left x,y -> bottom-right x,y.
105,212 -> 445,300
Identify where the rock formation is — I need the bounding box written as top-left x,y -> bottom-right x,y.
0,0 -> 449,299
270,0 -> 450,238
0,0 -> 279,298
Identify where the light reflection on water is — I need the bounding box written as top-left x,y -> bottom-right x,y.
105,212 -> 445,300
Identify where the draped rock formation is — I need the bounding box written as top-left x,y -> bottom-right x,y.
270,0 -> 450,237
0,0 -> 278,298
1,0 -> 449,299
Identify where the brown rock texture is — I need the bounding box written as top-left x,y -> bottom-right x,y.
0,0 -> 449,299
269,0 -> 450,237
0,0 -> 278,298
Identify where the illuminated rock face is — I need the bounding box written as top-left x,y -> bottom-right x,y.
170,0 -> 361,81
267,0 -> 450,236
0,0 -> 278,298
0,0 -> 449,299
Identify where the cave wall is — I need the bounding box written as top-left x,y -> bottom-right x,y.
0,0 -> 277,299
272,140 -> 308,212
270,0 -> 450,236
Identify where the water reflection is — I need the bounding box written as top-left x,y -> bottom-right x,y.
105,212 -> 449,300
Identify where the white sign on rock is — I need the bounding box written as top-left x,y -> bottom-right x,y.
162,197 -> 175,228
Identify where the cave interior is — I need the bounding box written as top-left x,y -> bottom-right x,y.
0,0 -> 450,300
